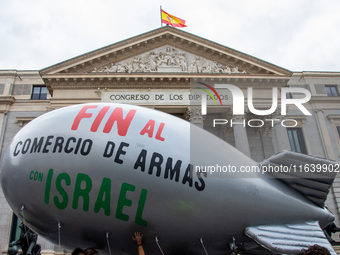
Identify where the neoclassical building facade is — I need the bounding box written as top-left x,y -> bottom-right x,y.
1,26 -> 340,254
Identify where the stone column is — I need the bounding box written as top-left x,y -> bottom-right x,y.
186,107 -> 205,129
315,110 -> 335,160
232,115 -> 251,157
0,96 -> 15,157
38,236 -> 56,254
0,112 -> 5,138
272,116 -> 291,152
259,120 -> 274,159
220,108 -> 233,139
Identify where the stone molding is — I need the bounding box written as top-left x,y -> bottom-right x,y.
327,115 -> 340,122
0,96 -> 15,113
43,76 -> 290,96
0,96 -> 15,104
16,117 -> 35,128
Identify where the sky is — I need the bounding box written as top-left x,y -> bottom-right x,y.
0,0 -> 340,72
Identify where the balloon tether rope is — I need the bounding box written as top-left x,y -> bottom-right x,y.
57,222 -> 62,252
155,236 -> 165,255
106,232 -> 112,255
200,238 -> 209,255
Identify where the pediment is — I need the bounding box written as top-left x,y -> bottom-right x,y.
91,45 -> 247,75
40,26 -> 292,77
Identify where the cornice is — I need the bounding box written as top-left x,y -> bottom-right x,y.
286,115 -> 308,120
48,98 -> 101,110
43,74 -> 290,96
327,114 -> 340,120
42,73 -> 290,80
309,97 -> 340,104
0,96 -> 15,105
300,71 -> 340,78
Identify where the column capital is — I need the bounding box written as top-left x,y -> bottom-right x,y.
221,125 -> 233,134
256,116 -> 275,136
185,106 -> 205,128
223,107 -> 233,120
259,121 -> 273,136
270,108 -> 286,122
231,114 -> 247,122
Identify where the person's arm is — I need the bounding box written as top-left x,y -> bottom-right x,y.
132,232 -> 145,255
137,243 -> 145,255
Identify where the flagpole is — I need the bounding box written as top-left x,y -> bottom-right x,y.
160,6 -> 162,27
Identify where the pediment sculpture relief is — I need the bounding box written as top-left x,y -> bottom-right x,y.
91,47 -> 247,74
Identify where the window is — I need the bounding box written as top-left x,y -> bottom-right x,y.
284,86 -> 292,99
287,128 -> 307,154
9,213 -> 22,243
31,86 -> 48,99
325,85 -> 339,96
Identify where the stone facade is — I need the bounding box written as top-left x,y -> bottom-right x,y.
0,27 -> 340,254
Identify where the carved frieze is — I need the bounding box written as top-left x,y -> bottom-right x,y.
91,46 -> 247,74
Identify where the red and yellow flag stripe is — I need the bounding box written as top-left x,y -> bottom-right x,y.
161,9 -> 187,28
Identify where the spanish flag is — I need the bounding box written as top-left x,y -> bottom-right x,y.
161,9 -> 187,28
